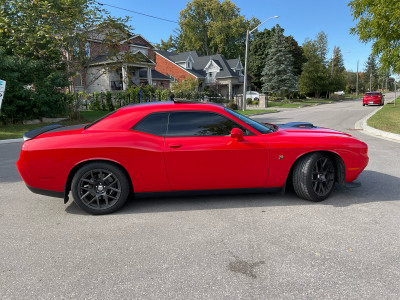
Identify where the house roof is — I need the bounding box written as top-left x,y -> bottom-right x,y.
90,51 -> 155,66
139,69 -> 170,80
155,50 -> 239,79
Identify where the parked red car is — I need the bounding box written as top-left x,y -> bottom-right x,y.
363,91 -> 384,106
17,101 -> 369,214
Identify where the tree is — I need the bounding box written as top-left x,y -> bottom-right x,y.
248,29 -> 273,89
285,35 -> 305,77
329,46 -> 346,93
0,0 -> 130,122
298,32 -> 330,97
364,53 -> 379,91
159,0 -> 258,59
261,25 -> 297,97
248,27 -> 304,90
349,0 -> 400,72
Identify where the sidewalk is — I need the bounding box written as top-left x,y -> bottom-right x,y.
355,104 -> 400,143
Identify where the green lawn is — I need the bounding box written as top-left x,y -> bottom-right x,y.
367,98 -> 400,134
0,111 -> 109,140
237,109 -> 277,115
267,101 -> 311,108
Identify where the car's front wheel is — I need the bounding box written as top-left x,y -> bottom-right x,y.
71,162 -> 130,214
292,153 -> 336,202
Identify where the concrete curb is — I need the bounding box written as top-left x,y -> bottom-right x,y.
0,138 -> 23,145
355,101 -> 400,144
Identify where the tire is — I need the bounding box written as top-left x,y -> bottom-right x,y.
71,162 -> 130,215
362,104 -> 365,106
292,153 -> 336,202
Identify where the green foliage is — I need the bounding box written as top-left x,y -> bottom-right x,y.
364,53 -> 379,91
298,32 -> 330,97
90,92 -> 101,111
106,91 -> 114,111
127,86 -> 140,103
249,26 -> 304,89
226,101 -> 238,110
160,0 -> 259,59
261,25 -> 298,96
349,0 -> 400,72
0,49 -> 68,123
161,89 -> 170,101
248,29 -> 274,89
329,46 -> 346,93
171,77 -> 199,95
141,85 -> 155,101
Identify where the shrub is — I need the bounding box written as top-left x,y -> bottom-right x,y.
89,92 -> 101,110
226,101 -> 238,110
106,91 -> 114,111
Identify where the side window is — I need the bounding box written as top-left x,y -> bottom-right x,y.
132,112 -> 168,136
167,111 -> 251,137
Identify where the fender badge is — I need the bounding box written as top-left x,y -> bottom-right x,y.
279,155 -> 284,160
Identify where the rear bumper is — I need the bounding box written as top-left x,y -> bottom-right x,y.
26,185 -> 64,199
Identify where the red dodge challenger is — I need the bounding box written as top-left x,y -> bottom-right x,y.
17,101 -> 369,214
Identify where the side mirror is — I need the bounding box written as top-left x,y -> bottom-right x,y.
230,128 -> 244,142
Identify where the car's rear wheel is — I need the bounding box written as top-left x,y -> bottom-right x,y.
71,162 -> 130,214
292,153 -> 336,202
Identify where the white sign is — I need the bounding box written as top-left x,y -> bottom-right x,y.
0,79 -> 5,112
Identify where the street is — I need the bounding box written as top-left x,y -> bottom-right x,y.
1,95 -> 400,299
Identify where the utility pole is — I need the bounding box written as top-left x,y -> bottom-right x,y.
370,72 -> 372,91
329,46 -> 336,99
356,60 -> 359,96
395,76 -> 397,107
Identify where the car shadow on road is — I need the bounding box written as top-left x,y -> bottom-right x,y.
65,170 -> 400,215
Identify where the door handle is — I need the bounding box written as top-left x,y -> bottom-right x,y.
169,144 -> 182,148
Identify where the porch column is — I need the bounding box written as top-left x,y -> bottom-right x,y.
228,81 -> 233,100
122,63 -> 128,91
106,66 -> 111,91
147,67 -> 153,85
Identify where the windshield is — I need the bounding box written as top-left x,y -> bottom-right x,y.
224,108 -> 276,134
366,92 -> 380,96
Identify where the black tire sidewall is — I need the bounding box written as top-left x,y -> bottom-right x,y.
293,153 -> 336,202
71,162 -> 130,215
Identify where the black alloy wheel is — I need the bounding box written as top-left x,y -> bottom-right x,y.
293,153 -> 336,202
71,162 -> 130,214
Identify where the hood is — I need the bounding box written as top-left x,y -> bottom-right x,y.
276,122 -> 352,137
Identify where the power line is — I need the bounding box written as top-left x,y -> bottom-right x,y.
97,1 -> 179,24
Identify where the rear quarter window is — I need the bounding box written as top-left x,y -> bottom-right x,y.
132,112 -> 168,136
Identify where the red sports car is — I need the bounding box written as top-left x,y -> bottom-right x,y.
362,92 -> 384,106
17,101 -> 369,214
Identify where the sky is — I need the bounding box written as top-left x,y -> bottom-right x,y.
97,0 -> 373,72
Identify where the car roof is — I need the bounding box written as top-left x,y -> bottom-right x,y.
87,101 -> 227,131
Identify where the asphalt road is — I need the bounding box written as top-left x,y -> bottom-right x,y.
1,95 -> 400,299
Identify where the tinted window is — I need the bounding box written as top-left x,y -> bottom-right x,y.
167,111 -> 248,137
133,112 -> 168,136
366,92 -> 380,96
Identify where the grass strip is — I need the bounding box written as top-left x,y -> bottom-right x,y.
0,111 -> 109,140
367,98 -> 400,134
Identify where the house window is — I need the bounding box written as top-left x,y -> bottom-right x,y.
76,72 -> 82,86
186,61 -> 192,69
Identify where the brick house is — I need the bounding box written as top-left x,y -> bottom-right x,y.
155,50 -> 248,99
74,33 -> 170,93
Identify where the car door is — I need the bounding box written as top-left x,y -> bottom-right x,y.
163,111 -> 269,191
